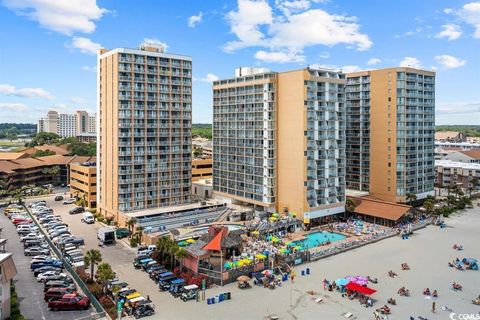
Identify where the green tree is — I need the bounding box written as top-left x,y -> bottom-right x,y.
423,198 -> 435,215
96,262 -> 116,290
470,178 -> 478,196
174,248 -> 188,270
31,149 -> 56,158
406,193 -> 417,205
345,198 -> 356,213
84,249 -> 102,282
136,226 -> 144,245
42,165 -> 61,186
28,132 -> 61,146
126,219 -> 136,238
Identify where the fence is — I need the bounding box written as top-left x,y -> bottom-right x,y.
24,204 -> 107,319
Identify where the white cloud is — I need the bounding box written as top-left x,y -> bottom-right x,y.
341,65 -> 362,73
143,38 -> 169,50
436,101 -> 480,115
3,0 -> 107,35
435,55 -> 467,69
275,0 -> 311,16
70,97 -> 89,104
444,8 -> 453,14
0,102 -> 28,111
82,65 -> 97,72
188,12 -> 203,28
367,58 -> 381,65
223,0 -> 372,62
394,27 -> 423,38
308,63 -> 338,70
457,2 -> 480,38
67,37 -> 102,55
198,74 -> 219,83
435,24 -> 462,40
224,0 -> 273,52
254,49 -> 305,63
0,84 -> 55,100
399,57 -> 422,68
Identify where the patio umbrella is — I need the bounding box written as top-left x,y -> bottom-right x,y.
224,262 -> 233,269
251,230 -> 260,236
272,212 -> 280,218
286,242 -> 296,247
279,248 -> 290,254
294,245 -> 303,251
261,269 -> 273,276
186,239 -> 196,244
269,217 -> 277,222
335,278 -> 348,286
255,253 -> 267,260
266,235 -> 272,241
237,275 -> 251,282
271,236 -> 280,243
178,241 -> 187,247
289,212 -> 297,217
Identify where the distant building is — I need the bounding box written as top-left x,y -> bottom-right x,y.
442,149 -> 480,164
70,161 -> 97,208
0,252 -> 17,320
192,178 -> 213,200
435,141 -> 480,150
192,158 -> 212,181
435,160 -> 480,191
37,110 -> 96,138
435,131 -> 466,143
202,141 -> 212,158
466,136 -> 480,144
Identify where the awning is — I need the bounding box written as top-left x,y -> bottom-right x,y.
345,282 -> 377,295
351,197 -> 411,222
202,231 -> 223,251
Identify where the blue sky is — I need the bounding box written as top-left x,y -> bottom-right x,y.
0,0 -> 479,124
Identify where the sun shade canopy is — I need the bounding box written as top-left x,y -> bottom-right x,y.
346,282 -> 377,295
202,231 -> 223,251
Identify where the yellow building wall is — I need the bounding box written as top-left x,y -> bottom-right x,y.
276,70 -> 308,218
192,158 -> 212,181
70,164 -> 97,208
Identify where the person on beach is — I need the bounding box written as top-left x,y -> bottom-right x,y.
432,301 -> 436,313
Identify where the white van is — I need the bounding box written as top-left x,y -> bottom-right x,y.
81,212 -> 95,224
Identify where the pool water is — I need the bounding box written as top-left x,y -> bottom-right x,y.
296,231 -> 346,249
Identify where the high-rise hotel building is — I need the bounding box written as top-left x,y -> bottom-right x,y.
346,67 -> 435,203
98,42 -> 192,221
213,67 -> 346,223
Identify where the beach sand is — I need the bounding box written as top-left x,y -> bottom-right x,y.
136,205 -> 480,320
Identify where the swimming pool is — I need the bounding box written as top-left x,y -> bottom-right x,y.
295,231 -> 346,249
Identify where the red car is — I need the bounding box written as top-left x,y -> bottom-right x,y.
48,293 -> 90,311
12,217 -> 33,225
44,288 -> 76,302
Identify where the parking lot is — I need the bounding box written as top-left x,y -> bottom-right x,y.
0,206 -> 92,320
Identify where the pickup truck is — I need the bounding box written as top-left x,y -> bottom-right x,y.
47,293 -> 90,311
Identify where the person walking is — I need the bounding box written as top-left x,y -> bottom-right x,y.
432,301 -> 436,313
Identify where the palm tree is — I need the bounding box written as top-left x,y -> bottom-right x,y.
169,244 -> 180,269
174,248 -> 188,271
136,226 -> 144,245
345,198 -> 356,214
84,249 -> 102,282
423,198 -> 435,215
406,193 -> 417,205
96,262 -> 116,291
470,178 -> 478,197
126,219 -> 136,238
0,179 -> 7,197
156,236 -> 170,265
42,165 -> 61,186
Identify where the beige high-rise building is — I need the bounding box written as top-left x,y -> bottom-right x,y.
37,110 -> 96,138
213,67 -> 346,224
97,42 -> 192,222
346,67 -> 435,203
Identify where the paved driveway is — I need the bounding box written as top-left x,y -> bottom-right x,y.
0,207 -> 92,320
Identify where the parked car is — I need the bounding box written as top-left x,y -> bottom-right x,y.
24,240 -> 48,249
33,266 -> 62,277
47,293 -> 90,311
115,228 -> 130,239
41,274 -> 73,284
20,233 -> 45,242
12,217 -> 33,225
31,259 -> 63,270
81,212 -> 95,224
37,271 -> 66,282
69,207 -> 85,215
44,280 -> 76,293
44,288 -> 76,302
54,195 -> 64,201
62,198 -> 76,205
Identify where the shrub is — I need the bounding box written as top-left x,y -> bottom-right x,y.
88,282 -> 103,297
129,237 -> 138,247
189,275 -> 208,288
89,208 -> 97,214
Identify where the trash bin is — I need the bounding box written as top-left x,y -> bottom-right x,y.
207,298 -> 212,305
282,274 -> 288,281
301,270 -> 305,276
225,292 -> 231,300
219,293 -> 224,302
306,268 -> 310,275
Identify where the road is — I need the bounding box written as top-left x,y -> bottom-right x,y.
0,206 -> 92,320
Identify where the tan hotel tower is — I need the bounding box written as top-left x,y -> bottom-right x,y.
213,67 -> 346,224
345,67 -> 435,203
98,42 -> 192,222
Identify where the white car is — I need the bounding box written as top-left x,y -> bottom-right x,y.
20,233 -> 45,242
37,271 -> 66,282
30,255 -> 50,262
52,234 -> 72,243
62,198 -> 76,205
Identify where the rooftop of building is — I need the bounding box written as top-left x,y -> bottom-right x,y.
346,189 -> 370,198
0,252 -> 13,263
0,152 -> 29,160
0,155 -> 95,174
123,200 -> 225,218
435,131 -> 462,140
435,159 -> 480,170
99,42 -> 191,60
192,179 -> 213,186
348,196 -> 412,222
23,144 -> 70,156
346,66 -> 436,77
459,149 -> 480,160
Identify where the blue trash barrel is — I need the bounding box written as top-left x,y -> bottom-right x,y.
219,293 -> 224,302
306,268 -> 310,275
301,270 -> 305,276
207,298 -> 212,305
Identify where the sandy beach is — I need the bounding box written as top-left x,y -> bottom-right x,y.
141,204 -> 480,320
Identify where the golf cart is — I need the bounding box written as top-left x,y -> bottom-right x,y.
181,284 -> 198,302
169,278 -> 185,297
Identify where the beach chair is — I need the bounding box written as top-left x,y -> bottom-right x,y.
345,312 -> 353,318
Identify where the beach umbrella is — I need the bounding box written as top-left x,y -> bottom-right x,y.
237,275 -> 251,282
242,259 -> 252,264
186,239 -> 196,244
178,241 -> 187,247
269,217 -> 277,222
335,278 -> 348,286
271,236 -> 280,243
255,253 -> 267,260
266,235 -> 272,241
261,269 -> 273,276
233,260 -> 241,266
224,262 -> 232,269
272,212 -> 280,218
